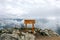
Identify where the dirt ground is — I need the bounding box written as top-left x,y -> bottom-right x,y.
35,36 -> 60,40
34,31 -> 60,40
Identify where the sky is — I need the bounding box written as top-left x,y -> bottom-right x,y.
0,0 -> 60,19
0,0 -> 60,33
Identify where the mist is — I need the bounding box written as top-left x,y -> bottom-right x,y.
0,18 -> 60,34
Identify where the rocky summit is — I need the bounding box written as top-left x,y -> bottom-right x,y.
39,29 -> 59,37
0,28 -> 60,40
0,32 -> 35,40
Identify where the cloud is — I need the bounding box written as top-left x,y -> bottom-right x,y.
56,0 -> 60,8
0,0 -> 59,18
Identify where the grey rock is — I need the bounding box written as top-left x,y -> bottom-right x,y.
0,32 -> 35,40
40,29 -> 59,37
1,33 -> 18,40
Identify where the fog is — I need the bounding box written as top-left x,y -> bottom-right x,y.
0,18 -> 60,34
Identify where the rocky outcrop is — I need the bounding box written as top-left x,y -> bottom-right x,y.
1,33 -> 19,40
0,32 -> 35,40
21,32 -> 35,40
0,28 -> 60,40
40,29 -> 59,37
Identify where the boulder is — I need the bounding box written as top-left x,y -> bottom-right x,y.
1,33 -> 19,40
0,32 -> 35,40
21,32 -> 35,40
40,29 -> 59,37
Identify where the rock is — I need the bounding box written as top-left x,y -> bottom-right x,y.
40,29 -> 59,37
25,32 -> 35,40
1,33 -> 18,40
48,29 -> 59,37
0,32 -> 35,40
39,29 -> 49,36
21,32 -> 35,40
21,36 -> 25,40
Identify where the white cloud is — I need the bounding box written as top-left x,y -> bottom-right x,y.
0,0 -> 59,18
6,0 -> 13,2
56,0 -> 60,8
46,16 -> 56,20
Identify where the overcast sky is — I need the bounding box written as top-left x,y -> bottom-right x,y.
0,0 -> 60,19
